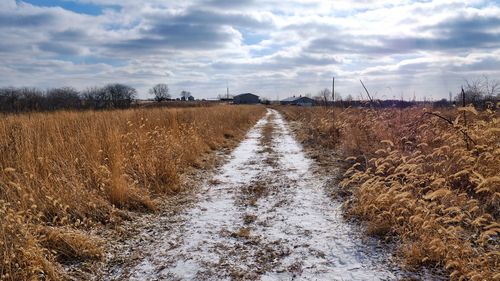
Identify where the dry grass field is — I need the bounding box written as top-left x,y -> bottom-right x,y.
0,105 -> 265,281
280,105 -> 499,280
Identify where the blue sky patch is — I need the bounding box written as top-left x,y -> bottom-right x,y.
242,32 -> 267,45
21,0 -> 119,15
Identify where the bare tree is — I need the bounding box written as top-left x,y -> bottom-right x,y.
19,87 -> 44,111
455,76 -> 500,108
82,86 -> 107,109
149,83 -> 170,102
459,78 -> 484,105
104,83 -> 136,108
318,88 -> 331,106
0,87 -> 19,112
482,76 -> 500,98
335,92 -> 342,101
82,84 -> 136,109
180,90 -> 192,101
46,87 -> 81,110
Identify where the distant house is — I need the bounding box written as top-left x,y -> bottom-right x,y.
280,96 -> 316,106
233,93 -> 260,104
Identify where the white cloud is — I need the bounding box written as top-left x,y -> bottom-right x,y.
0,0 -> 499,99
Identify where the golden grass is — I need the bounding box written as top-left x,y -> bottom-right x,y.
280,105 -> 499,280
261,115 -> 274,147
0,105 -> 265,280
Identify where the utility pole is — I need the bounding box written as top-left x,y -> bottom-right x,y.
332,76 -> 335,107
332,76 -> 336,128
462,86 -> 469,150
226,82 -> 229,99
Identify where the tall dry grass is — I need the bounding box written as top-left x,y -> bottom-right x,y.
281,105 -> 499,280
0,105 -> 265,280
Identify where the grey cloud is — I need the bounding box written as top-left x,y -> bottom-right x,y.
305,11 -> 500,56
38,41 -> 84,55
0,41 -> 19,52
282,53 -> 340,66
203,0 -> 257,9
105,8 -> 272,53
107,23 -> 235,51
414,14 -> 500,49
307,37 -> 400,55
450,57 -> 500,72
50,29 -> 89,41
0,12 -> 55,27
171,9 -> 274,29
384,32 -> 500,51
308,15 -> 500,56
212,53 -> 340,73
362,56 -> 500,79
0,8 -> 95,57
425,15 -> 500,32
362,62 -> 433,77
5,59 -> 72,74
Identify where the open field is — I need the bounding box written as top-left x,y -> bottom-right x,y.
97,109 -> 440,280
1,104 -> 497,281
0,105 -> 265,280
279,105 -> 499,280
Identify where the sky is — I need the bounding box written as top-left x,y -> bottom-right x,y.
0,0 -> 499,100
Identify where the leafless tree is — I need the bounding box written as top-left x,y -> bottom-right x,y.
318,88 -> 331,106
82,86 -> 107,108
46,87 -> 81,109
180,90 -> 192,101
335,92 -> 342,101
149,83 -> 170,102
82,84 -> 136,109
0,87 -> 18,112
19,87 -> 44,111
455,76 -> 500,107
104,83 -> 136,108
482,76 -> 500,97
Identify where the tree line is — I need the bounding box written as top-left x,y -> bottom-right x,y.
310,76 -> 499,109
0,84 -> 136,113
0,83 -> 196,113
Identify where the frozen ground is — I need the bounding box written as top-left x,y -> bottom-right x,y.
108,109 -> 441,281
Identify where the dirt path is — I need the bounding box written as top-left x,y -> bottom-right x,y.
107,109 -> 431,280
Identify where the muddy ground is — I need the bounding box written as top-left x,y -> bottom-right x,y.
77,109 -> 443,281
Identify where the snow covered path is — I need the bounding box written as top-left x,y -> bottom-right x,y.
119,109 -> 424,280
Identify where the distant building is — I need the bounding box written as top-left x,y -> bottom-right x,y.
280,96 -> 315,106
219,95 -> 234,102
233,93 -> 260,104
220,97 -> 233,102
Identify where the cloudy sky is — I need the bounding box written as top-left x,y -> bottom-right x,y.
1,0 -> 499,100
